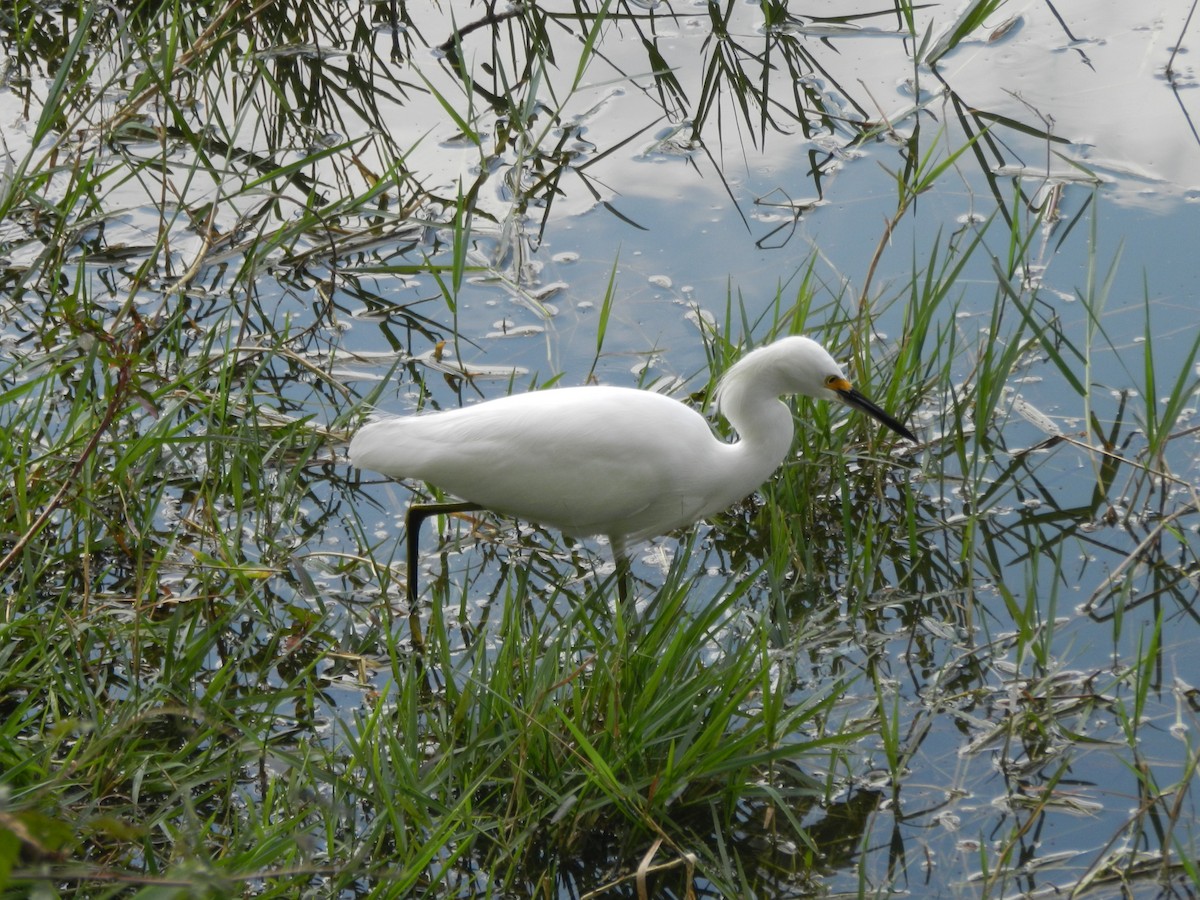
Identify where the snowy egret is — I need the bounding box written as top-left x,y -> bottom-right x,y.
350,335 -> 915,613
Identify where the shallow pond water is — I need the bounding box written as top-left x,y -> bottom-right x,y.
2,0 -> 1198,896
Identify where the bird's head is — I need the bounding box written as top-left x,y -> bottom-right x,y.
728,335 -> 916,441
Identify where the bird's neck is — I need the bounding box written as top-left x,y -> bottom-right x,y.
714,367 -> 796,485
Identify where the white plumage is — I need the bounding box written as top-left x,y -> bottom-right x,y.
350,336 -> 915,562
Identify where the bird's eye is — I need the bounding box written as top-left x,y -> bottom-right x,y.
824,375 -> 839,387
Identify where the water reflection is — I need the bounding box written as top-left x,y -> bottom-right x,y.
2,1 -> 1199,896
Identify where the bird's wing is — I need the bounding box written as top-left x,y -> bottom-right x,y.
351,386 -> 720,539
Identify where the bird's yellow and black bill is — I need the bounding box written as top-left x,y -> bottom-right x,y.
831,377 -> 917,442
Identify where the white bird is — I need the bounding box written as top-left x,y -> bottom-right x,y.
351,336 -> 915,614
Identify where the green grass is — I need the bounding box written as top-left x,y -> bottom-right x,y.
3,0 -> 1200,897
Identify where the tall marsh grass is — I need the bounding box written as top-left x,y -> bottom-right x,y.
2,1 -> 1198,897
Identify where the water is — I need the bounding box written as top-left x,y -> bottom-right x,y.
2,0 -> 1198,895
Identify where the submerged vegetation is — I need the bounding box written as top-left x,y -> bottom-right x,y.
2,0 -> 1198,897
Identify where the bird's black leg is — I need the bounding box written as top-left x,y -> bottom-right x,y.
610,540 -> 633,608
405,501 -> 481,651
616,555 -> 631,606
